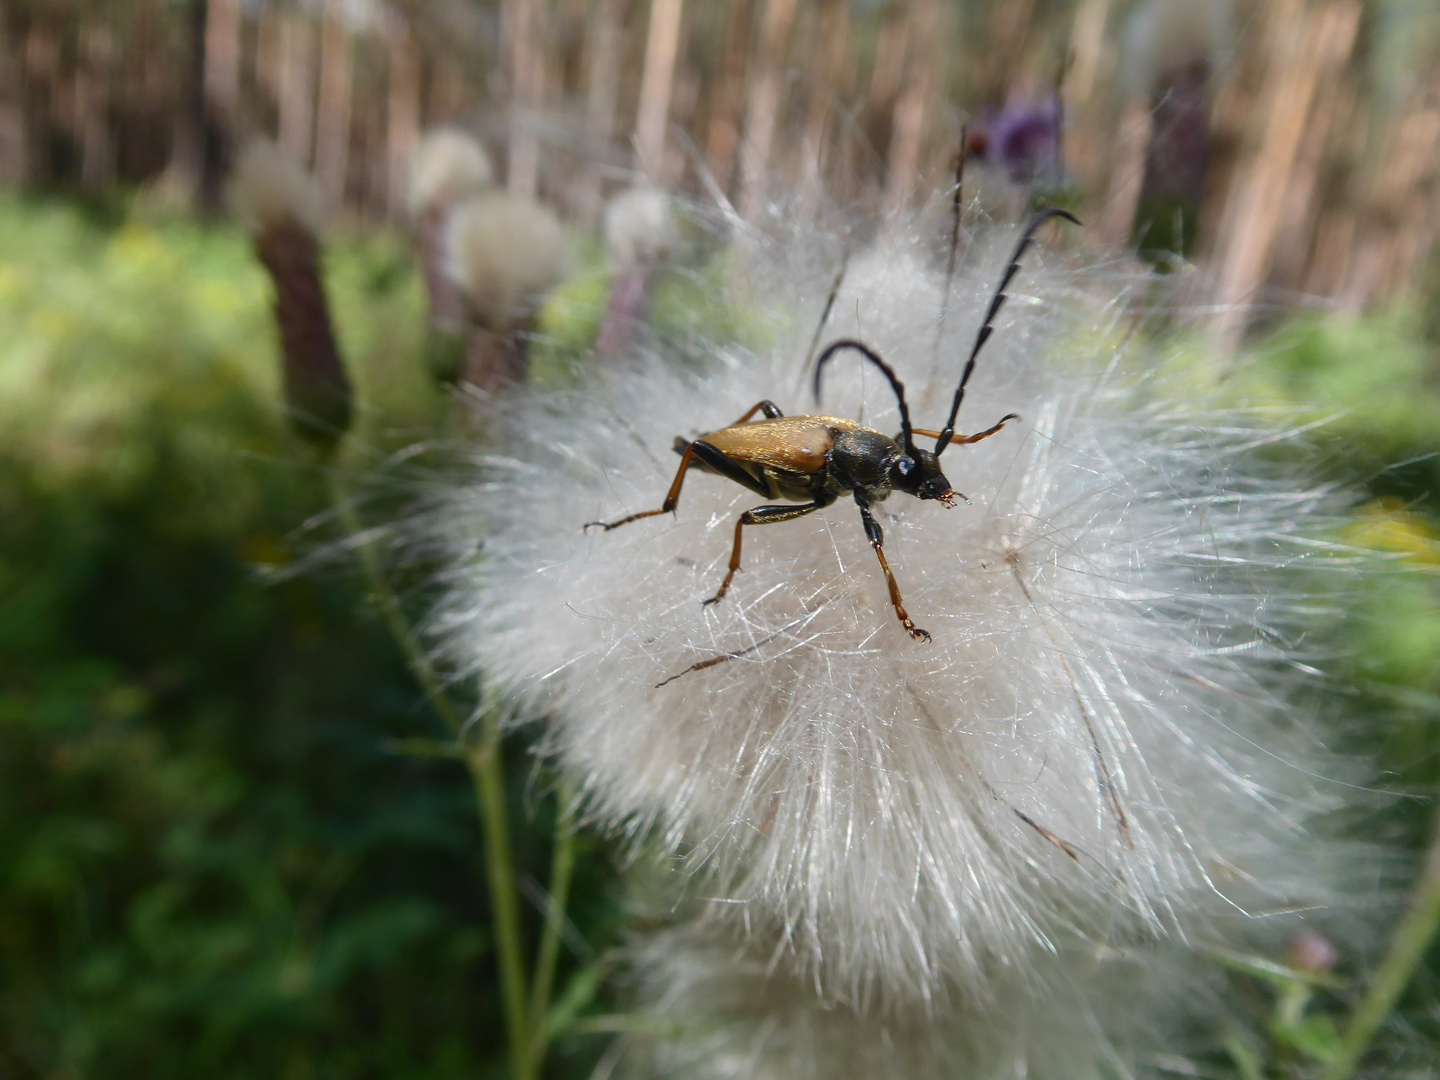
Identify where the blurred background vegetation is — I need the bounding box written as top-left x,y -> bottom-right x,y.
1,0 -> 1440,1076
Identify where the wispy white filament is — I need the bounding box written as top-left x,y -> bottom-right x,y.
434,214 -> 1366,1004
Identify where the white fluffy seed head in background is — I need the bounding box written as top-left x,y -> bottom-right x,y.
232,138 -> 322,237
443,192 -> 570,330
605,186 -> 678,266
433,213 -> 1372,1005
1121,0 -> 1235,96
406,127 -> 495,219
621,921 -> 1202,1080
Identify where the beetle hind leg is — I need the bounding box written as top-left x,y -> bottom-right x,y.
731,400 -> 785,424
583,442 -> 702,531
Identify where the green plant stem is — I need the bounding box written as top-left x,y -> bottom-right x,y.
331,474 -> 533,1080
330,479 -> 464,736
472,719 -> 534,1080
1321,810 -> 1440,1080
529,777 -> 578,1067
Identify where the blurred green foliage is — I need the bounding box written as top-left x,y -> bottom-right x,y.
1244,314 -> 1440,786
0,194 -> 618,1078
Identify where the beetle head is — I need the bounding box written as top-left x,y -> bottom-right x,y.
890,447 -> 957,507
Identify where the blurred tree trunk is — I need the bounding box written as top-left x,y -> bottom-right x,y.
385,17 -> 420,220
705,0 -> 753,197
737,0 -> 798,218
798,0 -> 849,209
278,10 -> 315,166
1211,0 -> 1360,349
1061,0 -> 1112,198
882,0 -> 938,216
575,0 -> 627,225
1097,99 -> 1151,248
1272,30 -> 1358,288
1339,67 -> 1440,311
0,7 -> 30,183
163,0 -> 228,207
315,0 -> 352,209
427,54 -> 470,126
974,0 -> 1033,103
502,0 -> 543,197
199,0 -> 238,206
863,0 -> 907,188
635,0 -> 684,179
75,19 -> 116,191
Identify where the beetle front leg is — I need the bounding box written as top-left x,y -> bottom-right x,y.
703,500 -> 825,606
853,492 -> 930,642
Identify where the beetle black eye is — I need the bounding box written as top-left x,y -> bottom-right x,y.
895,456 -> 915,477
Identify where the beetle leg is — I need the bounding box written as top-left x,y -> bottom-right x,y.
585,437 -> 776,532
853,491 -> 931,642
730,400 -> 785,424
703,500 -> 826,606
910,412 -> 1018,445
684,440 -> 774,497
584,442 -> 704,531
673,403 -> 784,460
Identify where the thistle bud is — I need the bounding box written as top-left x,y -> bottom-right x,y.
1120,0 -> 1234,247
233,139 -> 352,451
968,96 -> 1064,187
408,128 -> 495,337
597,186 -> 677,359
1286,929 -> 1338,976
443,191 -> 568,393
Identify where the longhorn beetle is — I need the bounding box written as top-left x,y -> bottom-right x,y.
584,208 -> 1079,642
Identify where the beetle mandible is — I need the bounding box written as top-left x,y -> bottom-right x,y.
584,208 -> 1079,642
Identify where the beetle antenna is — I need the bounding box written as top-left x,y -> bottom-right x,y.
813,338 -> 917,455
929,126 -> 967,380
803,246 -> 850,368
934,207 -> 1079,456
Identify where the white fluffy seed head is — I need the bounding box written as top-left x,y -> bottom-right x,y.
604,186 -> 678,266
232,138 -> 322,237
443,192 -> 570,329
433,213 -> 1371,1004
407,128 -> 495,219
1121,0 -> 1234,96
618,917 -> 1252,1080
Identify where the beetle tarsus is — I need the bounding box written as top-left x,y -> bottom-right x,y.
583,508 -> 665,532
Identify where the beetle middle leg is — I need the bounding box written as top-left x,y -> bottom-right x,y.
703,500 -> 827,607
853,490 -> 931,642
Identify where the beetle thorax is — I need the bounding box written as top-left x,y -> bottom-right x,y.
828,428 -> 900,493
